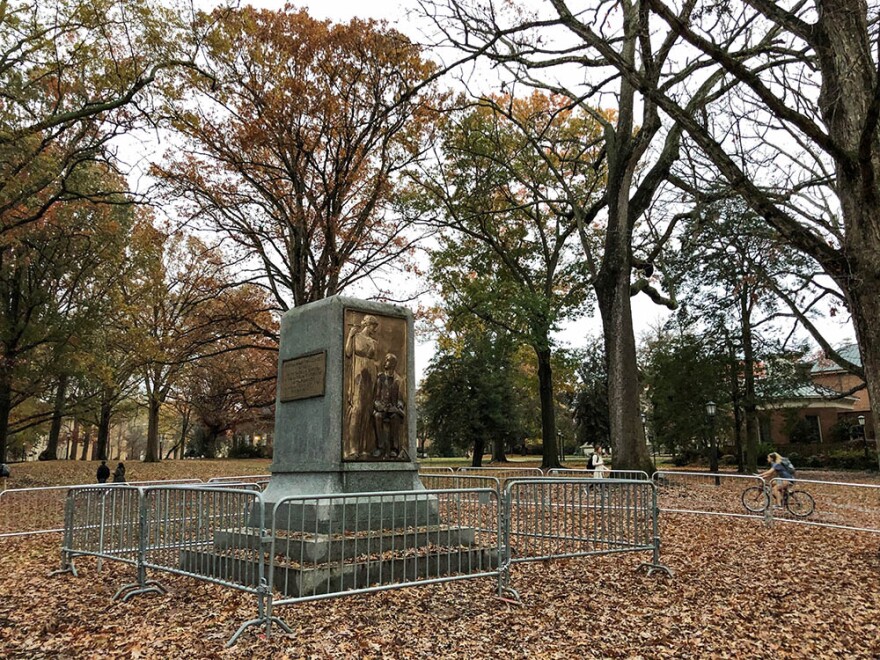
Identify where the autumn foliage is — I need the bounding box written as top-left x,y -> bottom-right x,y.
154,6 -> 443,309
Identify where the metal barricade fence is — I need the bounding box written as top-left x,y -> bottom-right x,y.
458,466 -> 543,487
768,477 -> 880,533
50,480 -> 675,645
419,474 -> 501,536
267,487 -> 502,620
547,468 -> 650,481
652,471 -> 767,520
501,478 -> 667,578
207,475 -> 271,489
1,486 -> 81,537
142,486 -> 267,596
0,478 -> 204,538
60,485 -> 143,568
419,472 -> 501,494
417,466 -> 455,474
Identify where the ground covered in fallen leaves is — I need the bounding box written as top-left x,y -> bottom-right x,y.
1,513 -> 878,659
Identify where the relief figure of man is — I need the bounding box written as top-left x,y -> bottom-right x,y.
373,353 -> 407,459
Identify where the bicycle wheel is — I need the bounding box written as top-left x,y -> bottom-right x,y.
785,490 -> 815,517
742,486 -> 769,513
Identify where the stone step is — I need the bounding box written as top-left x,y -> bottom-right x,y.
214,524 -> 477,563
179,545 -> 499,597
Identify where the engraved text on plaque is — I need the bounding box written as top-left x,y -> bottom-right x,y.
280,352 -> 326,402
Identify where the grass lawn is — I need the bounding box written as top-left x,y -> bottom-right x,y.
2,458 -> 272,489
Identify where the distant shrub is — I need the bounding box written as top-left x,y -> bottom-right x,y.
672,448 -> 703,467
228,444 -> 271,459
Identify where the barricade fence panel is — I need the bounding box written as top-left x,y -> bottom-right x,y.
416,466 -> 455,474
269,488 -> 502,607
547,468 -> 650,481
503,478 -> 657,565
62,486 -> 143,566
142,486 -> 266,594
768,477 -> 880,533
419,473 -> 501,493
0,478 -> 202,538
1,486 -> 77,538
458,467 -> 543,488
419,474 -> 501,538
207,476 -> 271,489
653,471 -> 767,520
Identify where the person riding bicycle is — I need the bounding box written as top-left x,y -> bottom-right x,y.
759,452 -> 795,507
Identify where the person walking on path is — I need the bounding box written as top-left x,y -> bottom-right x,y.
96,460 -> 110,483
112,462 -> 126,483
589,446 -> 610,477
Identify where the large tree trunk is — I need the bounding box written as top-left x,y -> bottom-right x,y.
44,373 -> 69,460
740,291 -> 759,473
491,437 -> 507,463
595,156 -> 653,473
0,369 -> 11,464
144,395 -> 162,462
819,0 -> 880,469
807,0 -> 879,466
848,276 -> 880,471
79,427 -> 91,460
596,274 -> 651,472
535,346 -> 560,469
94,395 -> 113,461
471,437 -> 485,467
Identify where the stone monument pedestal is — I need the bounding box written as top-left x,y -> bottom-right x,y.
259,296 -> 427,533
187,297 -> 498,594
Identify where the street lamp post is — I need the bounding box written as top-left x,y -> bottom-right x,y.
858,414 -> 867,459
706,401 -> 719,485
641,411 -> 656,471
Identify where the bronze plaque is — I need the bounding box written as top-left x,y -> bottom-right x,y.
342,309 -> 408,462
280,352 -> 326,402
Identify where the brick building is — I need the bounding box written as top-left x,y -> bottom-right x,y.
761,343 -> 872,445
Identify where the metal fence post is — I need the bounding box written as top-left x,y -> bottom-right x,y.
763,480 -> 774,527
49,492 -> 78,577
637,484 -> 673,577
114,488 -> 166,601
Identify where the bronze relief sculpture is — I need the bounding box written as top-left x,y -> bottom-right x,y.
343,310 -> 408,461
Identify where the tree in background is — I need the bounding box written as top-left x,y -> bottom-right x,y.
413,93 -> 600,468
665,198 -> 817,471
568,0 -> 880,469
419,0 -> 726,472
642,330 -> 729,463
155,7 -> 442,310
0,0 -> 196,239
572,339 -> 610,452
0,165 -> 137,463
174,330 -> 277,458
420,325 -> 522,465
125,224 -> 276,462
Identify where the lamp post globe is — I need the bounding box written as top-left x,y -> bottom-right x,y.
706,401 -> 719,484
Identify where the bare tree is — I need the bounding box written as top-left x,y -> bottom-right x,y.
550,0 -> 880,465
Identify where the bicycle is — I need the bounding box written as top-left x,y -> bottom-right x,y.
741,482 -> 815,517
